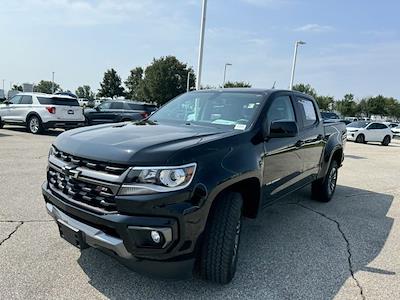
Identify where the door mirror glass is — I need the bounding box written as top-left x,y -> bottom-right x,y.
267,121 -> 298,138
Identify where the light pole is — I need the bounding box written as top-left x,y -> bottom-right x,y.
196,0 -> 207,90
52,72 -> 55,93
2,79 -> 5,91
187,71 -> 191,92
222,63 -> 232,88
289,40 -> 306,90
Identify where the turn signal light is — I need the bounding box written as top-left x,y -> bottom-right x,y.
46,107 -> 56,114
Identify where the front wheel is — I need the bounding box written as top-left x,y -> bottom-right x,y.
382,135 -> 391,146
27,115 -> 43,134
199,192 -> 243,284
355,134 -> 365,144
312,160 -> 339,202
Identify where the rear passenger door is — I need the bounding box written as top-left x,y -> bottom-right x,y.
294,95 -> 324,181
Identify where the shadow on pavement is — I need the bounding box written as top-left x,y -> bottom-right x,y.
77,185 -> 394,300
1,126 -> 63,136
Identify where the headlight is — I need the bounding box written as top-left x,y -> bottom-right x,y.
118,163 -> 197,195
48,145 -> 55,158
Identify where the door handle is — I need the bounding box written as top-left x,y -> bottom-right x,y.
295,140 -> 304,148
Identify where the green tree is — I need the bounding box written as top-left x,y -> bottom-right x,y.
125,67 -> 144,100
76,85 -> 95,100
315,95 -> 335,111
367,95 -> 387,116
223,81 -> 252,88
34,80 -> 61,94
292,83 -> 317,98
98,68 -> 125,99
139,56 -> 196,105
336,93 -> 357,117
11,84 -> 23,91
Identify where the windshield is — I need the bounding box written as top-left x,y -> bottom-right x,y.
347,121 -> 370,128
149,92 -> 264,130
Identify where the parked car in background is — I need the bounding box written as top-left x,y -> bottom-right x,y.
392,125 -> 400,137
84,100 -> 157,125
0,93 -> 85,134
346,121 -> 393,145
383,122 -> 399,128
321,111 -> 340,121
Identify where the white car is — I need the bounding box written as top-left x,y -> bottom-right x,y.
346,121 -> 393,146
0,93 -> 85,134
392,125 -> 400,137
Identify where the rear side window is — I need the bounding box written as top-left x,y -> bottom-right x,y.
38,97 -> 79,106
125,103 -> 143,110
20,95 -> 33,104
267,96 -> 295,122
297,98 -> 318,127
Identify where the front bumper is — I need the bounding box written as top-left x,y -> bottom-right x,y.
42,183 -> 198,278
346,132 -> 357,141
43,121 -> 85,129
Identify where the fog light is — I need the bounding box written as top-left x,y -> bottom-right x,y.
151,231 -> 161,244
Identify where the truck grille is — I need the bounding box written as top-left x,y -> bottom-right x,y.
48,166 -> 118,214
52,147 -> 127,176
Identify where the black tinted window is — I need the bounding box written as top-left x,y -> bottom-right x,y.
125,103 -> 143,110
38,97 -> 79,106
20,95 -> 33,104
369,123 -> 387,129
10,95 -> 22,104
110,102 -> 124,109
267,96 -> 295,122
298,98 -> 318,127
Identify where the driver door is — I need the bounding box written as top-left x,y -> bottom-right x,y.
262,93 -> 303,205
2,95 -> 23,122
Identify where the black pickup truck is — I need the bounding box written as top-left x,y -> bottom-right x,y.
42,89 -> 346,284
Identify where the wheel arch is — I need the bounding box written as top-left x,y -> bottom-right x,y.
26,111 -> 43,124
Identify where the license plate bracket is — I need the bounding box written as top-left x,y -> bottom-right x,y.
57,220 -> 88,249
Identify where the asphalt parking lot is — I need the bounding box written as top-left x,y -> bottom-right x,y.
0,126 -> 399,300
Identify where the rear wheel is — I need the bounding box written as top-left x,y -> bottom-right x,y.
0,118 -> 3,129
355,134 -> 365,144
27,115 -> 43,134
312,160 -> 339,202
382,135 -> 391,146
199,192 -> 243,284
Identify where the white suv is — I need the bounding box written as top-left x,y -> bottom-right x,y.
346,121 -> 393,146
0,93 -> 85,134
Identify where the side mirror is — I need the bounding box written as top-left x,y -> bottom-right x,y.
266,121 -> 298,138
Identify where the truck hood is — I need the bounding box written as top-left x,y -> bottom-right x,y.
53,121 -> 227,165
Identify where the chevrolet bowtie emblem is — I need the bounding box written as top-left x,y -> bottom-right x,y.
62,165 -> 81,179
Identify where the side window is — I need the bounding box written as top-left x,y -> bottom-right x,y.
10,95 -> 23,104
376,123 -> 388,129
111,102 -> 124,110
267,96 -> 296,123
98,102 -> 112,110
20,96 -> 33,104
367,123 -> 378,130
297,98 -> 318,127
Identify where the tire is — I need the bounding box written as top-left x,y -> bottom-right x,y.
199,192 -> 243,284
0,118 -> 3,129
382,135 -> 391,146
355,134 -> 365,144
27,115 -> 43,134
311,160 -> 339,202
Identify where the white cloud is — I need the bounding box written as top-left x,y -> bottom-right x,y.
294,24 -> 334,33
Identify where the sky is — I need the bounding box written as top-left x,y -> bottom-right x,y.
0,0 -> 399,100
